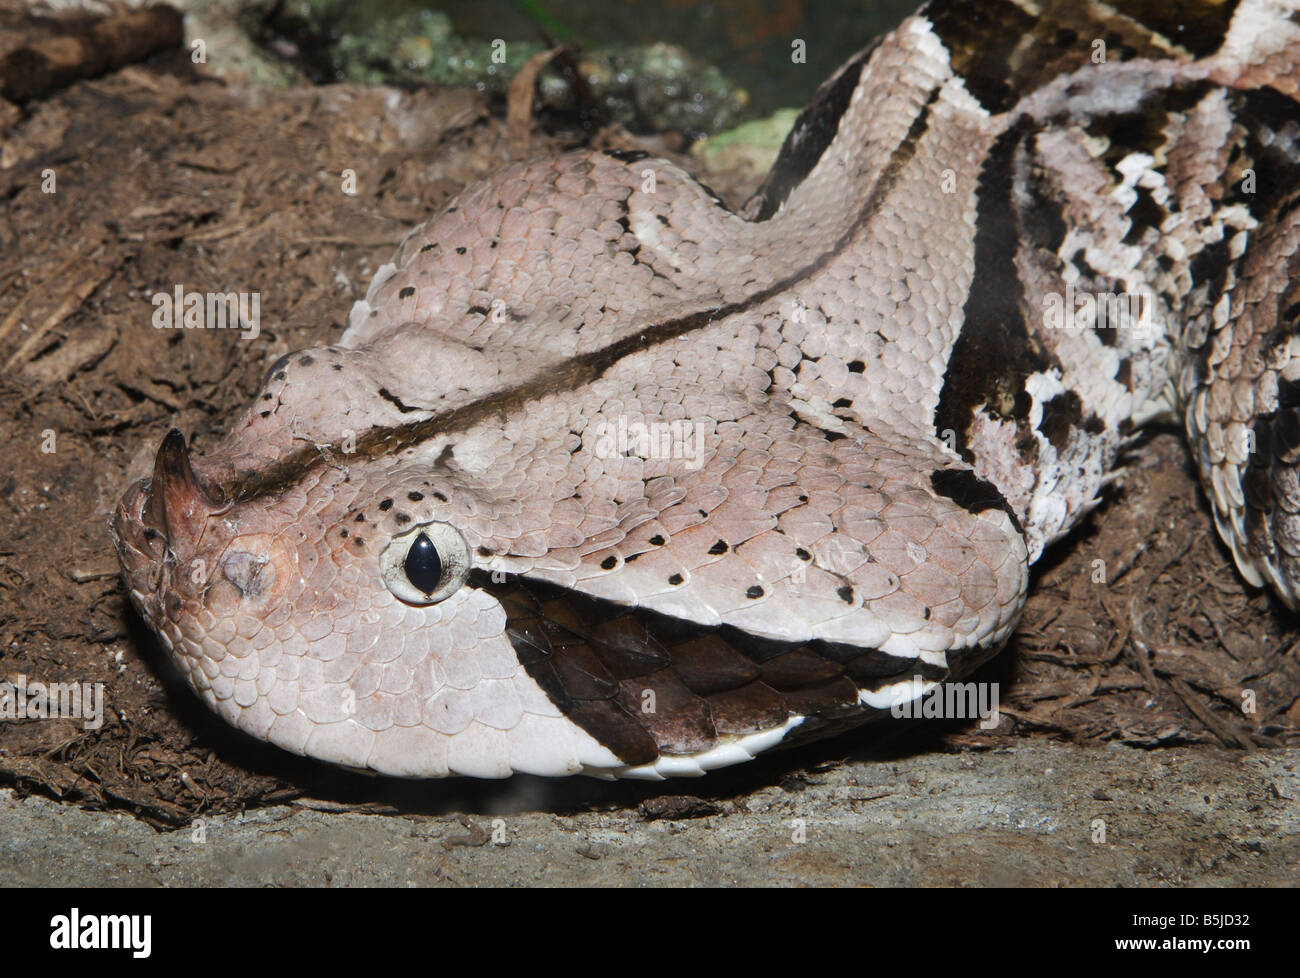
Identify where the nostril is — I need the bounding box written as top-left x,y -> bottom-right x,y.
113,481 -> 168,560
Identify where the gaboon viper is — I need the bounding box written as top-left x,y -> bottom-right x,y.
114,0 -> 1300,778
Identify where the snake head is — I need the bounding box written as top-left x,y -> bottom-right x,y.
111,420 -> 629,779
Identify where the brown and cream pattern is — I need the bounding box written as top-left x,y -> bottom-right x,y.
113,0 -> 1300,778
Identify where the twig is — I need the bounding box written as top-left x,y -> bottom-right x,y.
506,46 -> 567,159
0,4 -> 183,104
0,249 -> 82,348
5,264 -> 113,368
69,566 -> 119,583
1166,677 -> 1254,750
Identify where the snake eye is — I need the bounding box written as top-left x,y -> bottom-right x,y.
379,521 -> 470,605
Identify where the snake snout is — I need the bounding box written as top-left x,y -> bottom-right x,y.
113,429 -> 229,599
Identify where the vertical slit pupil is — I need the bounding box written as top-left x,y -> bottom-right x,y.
404,533 -> 443,594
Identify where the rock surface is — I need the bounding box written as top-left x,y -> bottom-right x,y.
3,743 -> 1295,886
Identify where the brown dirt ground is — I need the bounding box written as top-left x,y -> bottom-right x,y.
1,44 -> 1297,829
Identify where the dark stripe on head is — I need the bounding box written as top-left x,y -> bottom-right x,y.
223,86 -> 943,503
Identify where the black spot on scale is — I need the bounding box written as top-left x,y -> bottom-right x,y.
1122,185 -> 1166,246
1280,378 -> 1300,411
1189,237 -> 1232,308
394,513 -> 411,525
1276,408 -> 1300,462
1071,248 -> 1099,280
848,360 -> 865,373
355,513 -> 365,522
455,247 -> 466,255
1038,390 -> 1084,451
298,355 -> 314,367
746,585 -> 765,599
601,556 -> 618,570
708,540 -> 728,555
930,468 -> 1024,536
836,585 -> 854,604
377,387 -> 420,413
420,243 -> 437,252
468,305 -> 489,316
408,491 -> 424,501
433,491 -> 448,502
795,548 -> 811,561
668,573 -> 684,586
1093,312 -> 1120,348
1115,358 -> 1132,389
379,499 -> 393,511
264,354 -> 292,386
602,148 -> 650,164
398,287 -> 415,299
1021,159 -> 1068,256
649,535 -> 665,546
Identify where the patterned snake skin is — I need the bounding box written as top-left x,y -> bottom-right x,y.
113,0 -> 1300,779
